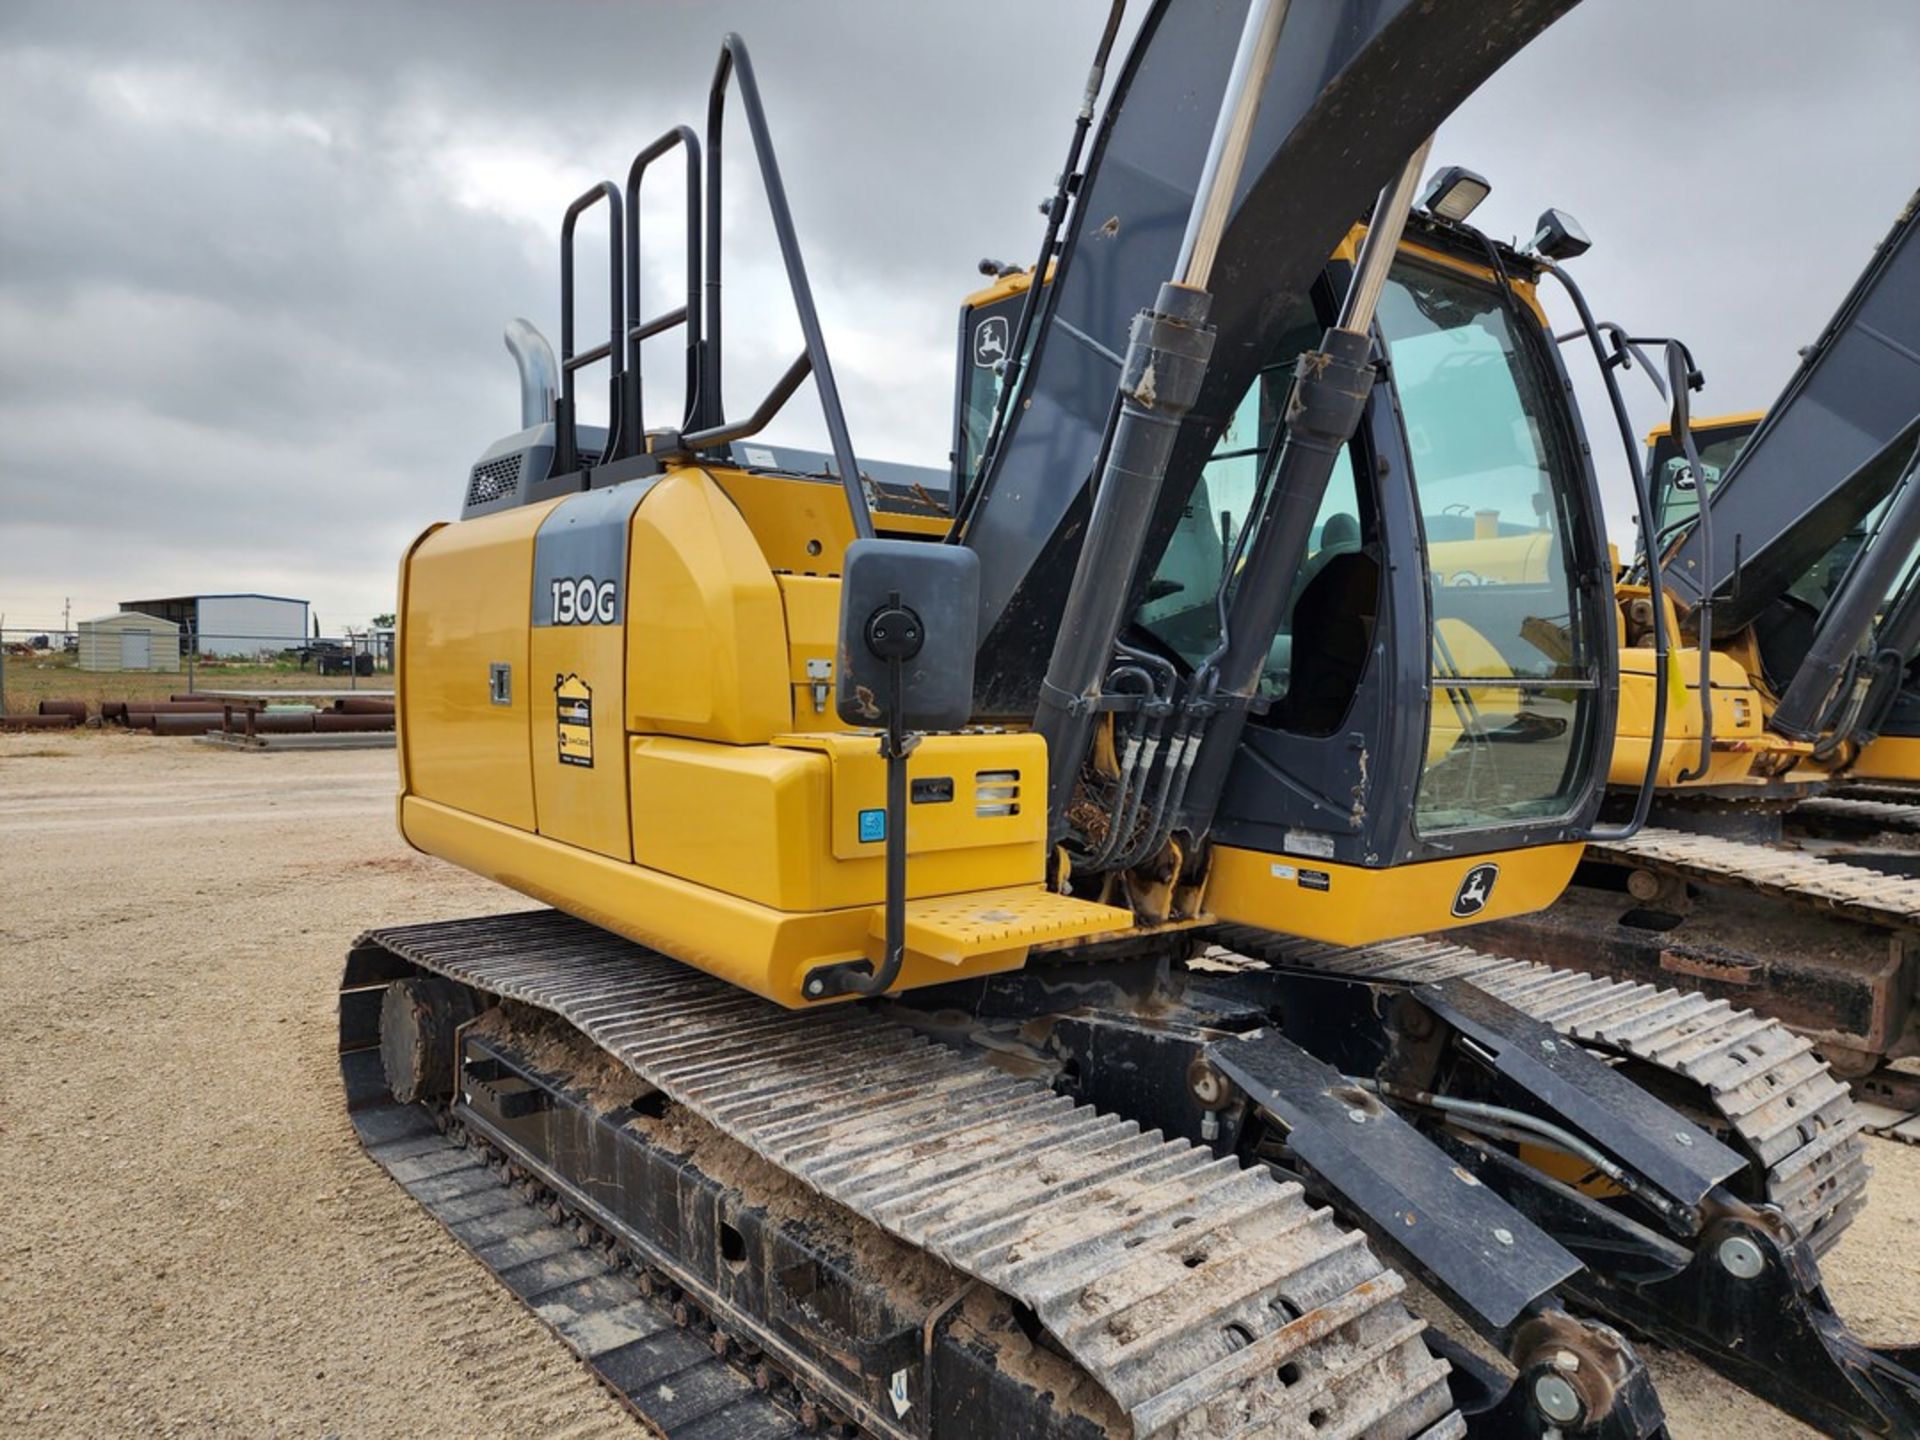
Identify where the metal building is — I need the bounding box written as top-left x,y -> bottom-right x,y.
77,611 -> 182,672
119,593 -> 310,658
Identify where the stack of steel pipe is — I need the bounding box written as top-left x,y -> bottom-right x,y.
331,696 -> 395,716
2,711 -> 78,731
315,711 -> 393,732
38,699 -> 89,719
129,699 -> 243,715
147,709 -> 317,737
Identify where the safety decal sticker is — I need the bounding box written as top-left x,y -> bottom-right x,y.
1296,869 -> 1331,892
556,673 -> 594,768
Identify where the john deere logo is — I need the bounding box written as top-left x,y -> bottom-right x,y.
1451,863 -> 1499,919
973,315 -> 1009,369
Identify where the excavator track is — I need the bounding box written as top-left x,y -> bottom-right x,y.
1589,825 -> 1920,932
345,910 -> 1465,1440
1794,794 -> 1920,835
1829,782 -> 1920,807
347,1101 -> 807,1439
1210,928 -> 1872,1254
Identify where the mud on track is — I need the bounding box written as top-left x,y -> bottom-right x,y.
1,729 -> 1915,1438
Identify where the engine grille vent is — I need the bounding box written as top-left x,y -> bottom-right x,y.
466,453 -> 523,508
975,768 -> 1021,818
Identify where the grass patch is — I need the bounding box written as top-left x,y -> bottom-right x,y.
0,651 -> 385,715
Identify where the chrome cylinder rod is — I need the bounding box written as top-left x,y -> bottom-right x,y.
1176,0 -> 1292,290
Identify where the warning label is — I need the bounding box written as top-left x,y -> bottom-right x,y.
556,673 -> 594,768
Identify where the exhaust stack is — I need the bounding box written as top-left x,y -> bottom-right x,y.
504,318 -> 558,429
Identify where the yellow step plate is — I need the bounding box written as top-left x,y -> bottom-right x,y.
872,887 -> 1134,965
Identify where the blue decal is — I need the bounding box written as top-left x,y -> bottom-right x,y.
858,809 -> 887,843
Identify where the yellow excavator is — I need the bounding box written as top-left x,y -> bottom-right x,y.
340,4 -> 1920,1436
1474,187 -> 1920,1116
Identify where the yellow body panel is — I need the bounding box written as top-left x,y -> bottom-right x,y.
961,268 -> 1036,310
398,303 -> 1600,1010
705,464 -> 859,576
402,795 -> 1097,1007
629,731 -> 1044,912
1607,645 -> 1809,788
877,509 -> 954,538
1643,411 -> 1766,448
626,469 -> 791,744
401,500 -> 560,831
1846,735 -> 1920,783
776,573 -> 842,732
532,625 -> 632,860
1204,843 -> 1584,946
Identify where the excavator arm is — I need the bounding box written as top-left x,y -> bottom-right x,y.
957,0 -> 1582,714
1663,189 -> 1920,627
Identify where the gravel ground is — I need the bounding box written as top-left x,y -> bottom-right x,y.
2,730 -> 1916,1437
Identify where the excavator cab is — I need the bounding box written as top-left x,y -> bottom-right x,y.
954,218 -> 1616,941
1645,411 -> 1759,537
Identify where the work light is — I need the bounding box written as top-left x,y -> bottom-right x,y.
1418,165 -> 1491,223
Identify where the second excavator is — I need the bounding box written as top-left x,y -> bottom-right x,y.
1477,187 -> 1920,1129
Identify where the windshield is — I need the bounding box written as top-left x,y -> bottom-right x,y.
1134,253 -> 1598,834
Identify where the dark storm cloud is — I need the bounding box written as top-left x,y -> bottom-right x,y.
0,0 -> 1916,628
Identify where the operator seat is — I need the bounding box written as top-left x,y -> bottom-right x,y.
1297,511 -> 1361,590
1272,545 -> 1380,734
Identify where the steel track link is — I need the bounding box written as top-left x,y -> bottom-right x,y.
1830,782 -> 1920,807
349,1100 -> 807,1439
1209,928 -> 1872,1254
1795,795 -> 1920,835
1589,825 -> 1920,932
1580,824 -> 1920,1146
357,911 -> 1466,1440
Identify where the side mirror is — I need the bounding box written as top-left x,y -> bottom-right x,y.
835,539 -> 979,731
1530,208 -> 1592,262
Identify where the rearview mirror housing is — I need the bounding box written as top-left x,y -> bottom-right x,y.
835,539 -> 979,731
1530,208 -> 1592,261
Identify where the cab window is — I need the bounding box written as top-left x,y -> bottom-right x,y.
955,291 -> 1031,488
1377,258 -> 1598,832
1134,255 -> 1601,833
1133,307 -> 1366,722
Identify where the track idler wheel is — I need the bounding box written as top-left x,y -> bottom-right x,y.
379,976 -> 481,1102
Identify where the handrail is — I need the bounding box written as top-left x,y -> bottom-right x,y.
619,125 -> 703,457
1541,262 -> 1671,843
682,351 -> 812,451
557,181 -> 624,475
706,35 -> 872,538
1661,339 -> 1715,784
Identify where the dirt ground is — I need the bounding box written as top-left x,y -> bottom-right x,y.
2,731 -> 1917,1438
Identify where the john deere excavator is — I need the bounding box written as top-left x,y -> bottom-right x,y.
340,4 -> 1920,1435
1473,187 -> 1920,1133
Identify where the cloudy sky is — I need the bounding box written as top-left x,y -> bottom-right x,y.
2,0 -> 1916,634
